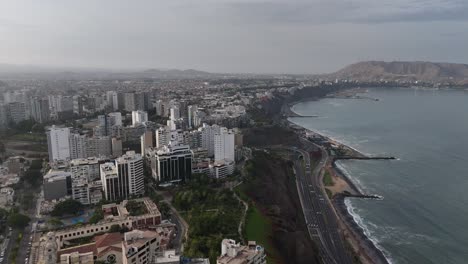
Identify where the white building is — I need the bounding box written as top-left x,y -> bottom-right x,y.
199,123 -> 221,157
214,128 -> 235,162
47,126 -> 71,161
169,107 -> 180,120
132,110 -> 148,126
217,239 -> 266,264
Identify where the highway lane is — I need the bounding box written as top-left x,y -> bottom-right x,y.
290,142 -> 353,264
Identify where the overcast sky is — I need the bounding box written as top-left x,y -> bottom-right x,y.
0,0 -> 467,74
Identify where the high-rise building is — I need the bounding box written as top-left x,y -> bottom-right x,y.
132,110 -> 148,126
124,93 -> 136,112
86,136 -> 112,158
170,106 -> 180,120
70,158 -> 102,205
140,131 -> 154,155
73,95 -> 84,116
7,101 -> 29,124
111,137 -> 123,157
187,105 -> 198,128
69,133 -> 87,159
0,103 -> 8,130
199,123 -> 221,157
95,112 -> 122,137
101,151 -> 144,201
106,91 -> 119,111
214,128 -> 235,162
148,144 -> 192,183
47,126 -> 71,161
30,97 -> 50,123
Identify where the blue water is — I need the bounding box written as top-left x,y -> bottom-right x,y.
290,88 -> 468,264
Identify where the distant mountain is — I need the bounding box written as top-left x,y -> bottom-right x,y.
329,61 -> 468,83
0,64 -> 215,80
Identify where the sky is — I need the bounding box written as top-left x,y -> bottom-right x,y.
0,0 -> 467,74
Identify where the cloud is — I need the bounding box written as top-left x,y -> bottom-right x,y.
220,0 -> 468,25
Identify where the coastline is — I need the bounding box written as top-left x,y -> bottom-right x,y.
285,96 -> 390,264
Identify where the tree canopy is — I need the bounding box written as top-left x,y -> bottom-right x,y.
7,213 -> 30,229
51,199 -> 84,217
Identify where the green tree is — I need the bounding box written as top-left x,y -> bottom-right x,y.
7,213 -> 30,229
51,199 -> 84,217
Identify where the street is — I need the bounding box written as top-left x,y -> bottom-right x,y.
288,139 -> 353,264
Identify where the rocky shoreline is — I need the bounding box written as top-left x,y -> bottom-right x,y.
285,94 -> 391,264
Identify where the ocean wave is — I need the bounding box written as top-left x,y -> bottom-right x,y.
335,162 -> 366,193
345,199 -> 395,264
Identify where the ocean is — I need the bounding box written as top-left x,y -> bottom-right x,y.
290,87 -> 468,264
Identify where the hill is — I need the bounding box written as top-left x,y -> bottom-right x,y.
329,61 -> 468,83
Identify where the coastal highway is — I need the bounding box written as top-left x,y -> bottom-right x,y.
290,141 -> 353,264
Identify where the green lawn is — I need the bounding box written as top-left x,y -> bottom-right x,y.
245,205 -> 276,263
323,171 -> 334,186
7,133 -> 46,142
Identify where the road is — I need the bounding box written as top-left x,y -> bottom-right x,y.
286,139 -> 353,264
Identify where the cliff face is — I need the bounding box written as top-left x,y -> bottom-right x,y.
330,61 -> 468,82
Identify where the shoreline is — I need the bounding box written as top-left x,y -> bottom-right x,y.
285,95 -> 391,264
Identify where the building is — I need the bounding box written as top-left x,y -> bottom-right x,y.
217,239 -> 266,264
106,91 -> 119,111
132,110 -> 148,126
57,232 -> 123,264
70,158 -> 102,205
124,93 -> 136,112
210,160 -> 235,179
95,112 -> 122,137
111,137 -> 123,157
147,144 -> 192,183
214,128 -> 235,162
141,130 -> 154,155
86,136 -> 112,158
43,170 -> 72,201
69,133 -> 87,160
47,126 -> 71,161
100,162 -> 119,201
0,103 -> 8,130
7,101 -> 29,123
122,230 -> 162,264
0,187 -> 15,208
31,97 -> 50,123
187,105 -> 198,128
199,123 -> 221,157
100,151 -> 144,201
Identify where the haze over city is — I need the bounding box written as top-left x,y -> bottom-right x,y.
1,0 -> 468,73
1,1 -> 468,264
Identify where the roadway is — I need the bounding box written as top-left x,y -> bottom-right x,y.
288,139 -> 353,264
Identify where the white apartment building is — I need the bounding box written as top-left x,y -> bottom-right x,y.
47,126 -> 71,161
214,128 -> 235,162
199,123 -> 221,157
132,110 -> 148,126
